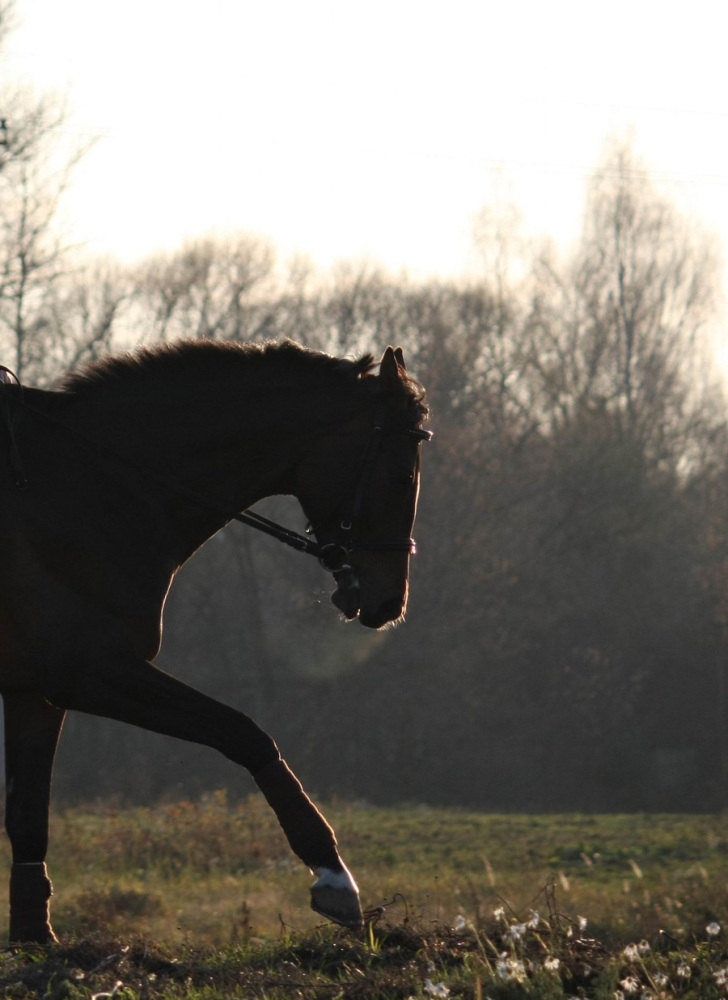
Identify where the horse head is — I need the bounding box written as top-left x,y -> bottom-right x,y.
299,346 -> 430,630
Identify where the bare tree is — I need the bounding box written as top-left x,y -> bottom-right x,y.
0,7 -> 97,384
526,138 -> 723,463
39,257 -> 132,374
133,235 -> 275,343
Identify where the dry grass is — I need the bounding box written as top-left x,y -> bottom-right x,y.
1,796 -> 728,997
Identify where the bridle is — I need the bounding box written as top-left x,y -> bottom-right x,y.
233,422 -> 432,575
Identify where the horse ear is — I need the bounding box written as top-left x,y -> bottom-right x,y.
393,347 -> 406,370
379,346 -> 402,386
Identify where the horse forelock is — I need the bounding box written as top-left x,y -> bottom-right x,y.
362,361 -> 429,424
401,373 -> 429,421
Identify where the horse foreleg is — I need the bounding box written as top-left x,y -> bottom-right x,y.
253,756 -> 362,926
3,692 -> 66,944
46,656 -> 362,928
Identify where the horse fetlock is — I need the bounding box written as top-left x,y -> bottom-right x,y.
310,863 -> 363,929
9,862 -> 58,944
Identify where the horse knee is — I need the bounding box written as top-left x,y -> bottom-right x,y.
226,721 -> 280,774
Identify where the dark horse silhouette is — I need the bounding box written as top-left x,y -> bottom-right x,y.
0,340 -> 429,943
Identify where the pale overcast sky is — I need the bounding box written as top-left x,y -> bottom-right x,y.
5,0 -> 728,281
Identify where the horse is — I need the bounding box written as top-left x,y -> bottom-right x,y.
0,340 -> 430,943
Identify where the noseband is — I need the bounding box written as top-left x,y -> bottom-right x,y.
233,422 -> 432,573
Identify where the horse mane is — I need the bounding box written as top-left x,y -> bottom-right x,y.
61,340 -> 378,397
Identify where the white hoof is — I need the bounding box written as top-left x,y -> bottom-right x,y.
310,864 -> 363,928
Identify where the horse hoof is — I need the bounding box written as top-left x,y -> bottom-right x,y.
9,924 -> 58,945
310,865 -> 363,929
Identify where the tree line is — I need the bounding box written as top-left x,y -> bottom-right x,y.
3,5 -> 728,810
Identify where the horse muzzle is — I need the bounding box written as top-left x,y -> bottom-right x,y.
331,574 -> 406,630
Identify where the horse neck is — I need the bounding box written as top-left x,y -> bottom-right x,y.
59,368 -> 359,530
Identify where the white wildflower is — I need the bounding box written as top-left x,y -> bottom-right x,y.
653,972 -> 669,987
496,954 -> 526,982
453,914 -> 468,932
578,915 -> 588,932
493,906 -> 506,921
527,909 -> 540,929
619,976 -> 640,994
622,944 -> 640,962
707,921 -> 721,937
505,921 -> 528,942
637,939 -> 651,955
676,961 -> 691,979
544,956 -> 560,972
424,980 -> 450,998
714,966 -> 728,986
509,959 -> 527,982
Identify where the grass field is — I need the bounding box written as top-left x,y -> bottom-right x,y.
1,793 -> 728,997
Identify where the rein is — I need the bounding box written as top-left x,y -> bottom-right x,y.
4,375 -> 431,574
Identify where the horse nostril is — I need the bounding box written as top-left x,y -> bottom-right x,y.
331,584 -> 360,620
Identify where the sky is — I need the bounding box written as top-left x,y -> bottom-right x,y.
4,0 -> 728,283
